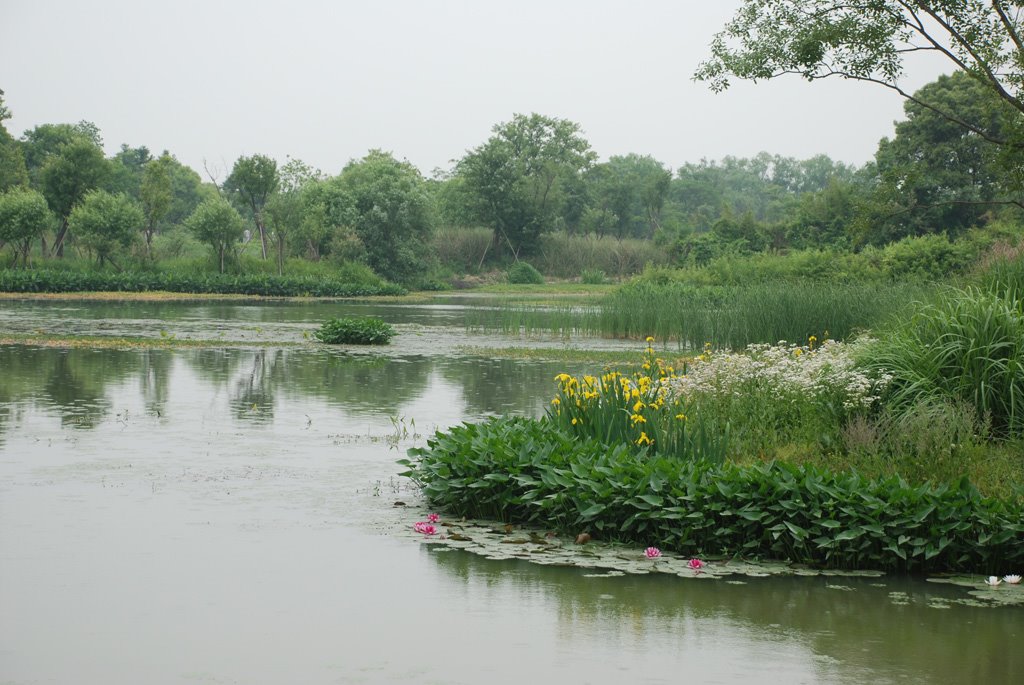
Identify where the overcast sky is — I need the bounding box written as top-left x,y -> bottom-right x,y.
1,0 -> 952,178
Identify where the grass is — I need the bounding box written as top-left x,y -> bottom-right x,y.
465,280 -> 932,349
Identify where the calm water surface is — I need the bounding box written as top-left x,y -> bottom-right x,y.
0,300 -> 1020,684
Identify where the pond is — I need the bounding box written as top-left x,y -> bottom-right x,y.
0,298 -> 1020,684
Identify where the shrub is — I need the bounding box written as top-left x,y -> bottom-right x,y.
534,232 -> 669,278
400,415 -> 1023,573
0,269 -> 406,297
314,316 -> 395,345
580,268 -> 606,284
507,261 -> 544,284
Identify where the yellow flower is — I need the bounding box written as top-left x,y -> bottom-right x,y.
794,349 -> 802,357
571,417 -> 580,425
633,400 -> 645,412
555,373 -> 572,382
551,397 -> 560,405
631,388 -> 641,399
675,413 -> 687,421
636,431 -> 652,446
646,336 -> 655,343
630,413 -> 646,425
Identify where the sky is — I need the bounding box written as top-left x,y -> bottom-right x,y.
0,0 -> 952,179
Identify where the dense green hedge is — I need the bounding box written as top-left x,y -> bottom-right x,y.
0,269 -> 406,297
401,417 -> 1024,574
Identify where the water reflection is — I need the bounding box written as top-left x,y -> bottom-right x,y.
426,546 -> 1024,684
0,345 -> 581,439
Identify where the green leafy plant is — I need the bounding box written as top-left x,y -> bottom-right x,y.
400,416 -> 1023,574
314,316 -> 395,345
507,261 -> 544,284
0,269 -> 406,297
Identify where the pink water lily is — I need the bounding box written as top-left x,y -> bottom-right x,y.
687,558 -> 704,570
427,512 -> 440,523
644,547 -> 662,559
413,521 -> 429,533
420,524 -> 438,536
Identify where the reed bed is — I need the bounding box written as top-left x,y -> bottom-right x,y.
466,280 -> 933,349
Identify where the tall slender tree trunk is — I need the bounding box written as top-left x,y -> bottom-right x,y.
255,212 -> 268,259
51,217 -> 69,257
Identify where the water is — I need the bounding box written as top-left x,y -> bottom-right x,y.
0,299 -> 1020,684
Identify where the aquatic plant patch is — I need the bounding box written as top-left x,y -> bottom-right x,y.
546,338 -> 729,462
400,416 -> 1024,574
314,316 -> 395,345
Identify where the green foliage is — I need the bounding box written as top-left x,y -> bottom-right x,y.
580,268 -> 606,285
39,137 -> 111,220
0,187 -> 53,266
68,190 -> 144,266
401,416 -> 1024,573
507,261 -> 544,284
329,150 -> 434,284
863,287 -> 1024,437
456,113 -> 596,256
0,268 -> 406,297
880,234 -> 982,280
314,316 -> 395,345
185,198 -> 245,273
140,154 -> 173,254
869,73 -> 1016,240
224,154 -> 279,259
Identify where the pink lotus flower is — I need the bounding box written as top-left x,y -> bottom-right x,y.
413,521 -> 428,533
420,524 -> 438,536
427,513 -> 439,523
687,558 -> 704,570
644,547 -> 662,559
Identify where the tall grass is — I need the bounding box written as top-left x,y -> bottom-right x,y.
862,287 -> 1024,437
466,280 -> 929,350
532,232 -> 670,279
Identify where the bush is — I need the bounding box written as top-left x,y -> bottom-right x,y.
400,416 -> 1023,573
0,269 -> 407,297
507,261 -> 544,284
314,316 -> 395,345
580,268 -> 606,284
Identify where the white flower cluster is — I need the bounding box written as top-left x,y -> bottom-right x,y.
668,339 -> 891,412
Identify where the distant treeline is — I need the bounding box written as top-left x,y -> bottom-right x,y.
0,70 -> 1021,287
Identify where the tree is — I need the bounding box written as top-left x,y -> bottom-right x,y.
68,190 -> 144,267
0,90 -> 28,191
583,154 -> 671,239
457,113 -> 596,256
263,157 -> 322,274
0,187 -> 53,266
185,197 -> 245,273
328,150 -> 433,283
21,121 -> 103,183
140,154 -> 173,256
871,72 -> 1017,238
695,1 -> 1024,202
224,154 -> 279,259
106,144 -> 153,199
38,138 -> 112,256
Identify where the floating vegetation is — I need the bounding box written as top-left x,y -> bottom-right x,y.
397,516 -> 886,581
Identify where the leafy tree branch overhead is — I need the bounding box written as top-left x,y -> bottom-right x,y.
694,1 -> 1024,148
